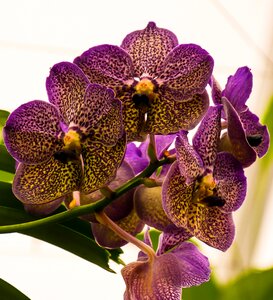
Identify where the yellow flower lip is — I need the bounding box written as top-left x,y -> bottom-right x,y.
63,129 -> 81,147
135,78 -> 155,97
193,173 -> 216,205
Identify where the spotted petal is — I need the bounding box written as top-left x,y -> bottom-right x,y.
46,62 -> 90,124
220,97 -> 256,167
92,208 -> 144,248
80,134 -> 126,194
158,44 -> 214,101
3,100 -> 62,164
121,91 -> 147,141
162,161 -> 234,251
145,91 -> 209,135
193,105 -> 222,169
195,206 -> 235,251
74,44 -> 134,91
214,152 -> 247,212
175,132 -> 204,184
222,66 -> 252,113
13,157 -> 82,205
239,108 -> 270,158
162,161 -> 193,227
82,84 -> 123,145
121,22 -> 178,78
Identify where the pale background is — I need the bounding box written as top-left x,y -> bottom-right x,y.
0,0 -> 272,299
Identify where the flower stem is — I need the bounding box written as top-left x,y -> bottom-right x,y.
0,155 -> 176,234
95,211 -> 156,261
147,134 -> 157,163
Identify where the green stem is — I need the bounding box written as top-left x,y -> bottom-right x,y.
0,155 -> 176,234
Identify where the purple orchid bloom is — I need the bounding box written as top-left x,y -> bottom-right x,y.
211,67 -> 269,167
74,22 -> 214,141
122,229 -> 210,299
3,62 -> 125,212
162,106 -> 247,251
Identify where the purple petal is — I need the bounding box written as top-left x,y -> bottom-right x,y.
134,186 -> 172,231
145,90 -> 209,134
157,225 -> 192,255
82,84 -> 124,145
193,105 -> 222,169
239,109 -> 270,158
3,100 -> 62,164
175,132 -> 204,184
139,134 -> 176,161
13,158 -> 82,205
80,134 -> 126,194
92,208 -> 144,248
46,62 -> 90,124
221,97 -> 256,167
210,76 -> 222,105
158,44 -> 214,101
121,22 -> 178,78
214,152 -> 247,212
124,142 -> 149,174
123,243 -> 209,299
222,66 -> 252,112
74,44 -> 134,90
171,242 -> 211,287
122,258 -> 182,300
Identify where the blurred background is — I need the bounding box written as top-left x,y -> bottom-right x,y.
0,0 -> 272,299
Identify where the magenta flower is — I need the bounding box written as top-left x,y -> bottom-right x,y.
74,22 -> 214,141
212,66 -> 269,167
3,62 -> 125,212
162,106 -> 247,251
122,230 -> 210,299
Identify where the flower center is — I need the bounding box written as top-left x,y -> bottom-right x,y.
133,78 -> 156,109
192,174 -> 225,208
54,129 -> 82,163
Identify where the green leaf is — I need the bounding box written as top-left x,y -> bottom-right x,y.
0,110 -> 10,144
222,268 -> 273,300
0,181 -> 23,209
0,278 -> 30,300
0,144 -> 16,174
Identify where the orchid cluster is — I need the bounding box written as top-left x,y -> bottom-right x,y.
2,22 -> 269,299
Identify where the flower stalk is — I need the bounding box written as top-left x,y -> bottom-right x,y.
0,155 -> 175,234
95,211 -> 156,261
